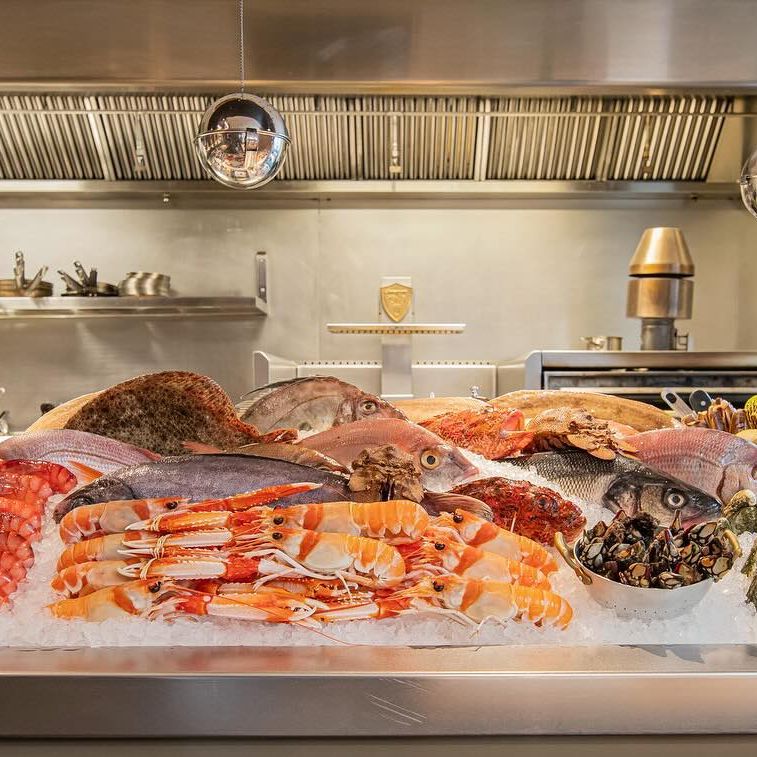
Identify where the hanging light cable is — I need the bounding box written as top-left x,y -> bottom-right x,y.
194,0 -> 290,189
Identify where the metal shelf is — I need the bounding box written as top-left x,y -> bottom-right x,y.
328,323 -> 465,335
0,296 -> 268,319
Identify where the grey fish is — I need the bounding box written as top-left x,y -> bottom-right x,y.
237,377 -> 406,434
507,450 -> 721,526
54,454 -> 492,522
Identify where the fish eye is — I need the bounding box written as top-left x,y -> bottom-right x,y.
453,513 -> 464,524
166,501 -> 179,510
272,531 -> 283,540
360,400 -> 378,414
420,449 -> 442,470
432,581 -> 445,592
665,490 -> 687,509
272,515 -> 285,525
434,542 -> 446,551
148,582 -> 162,593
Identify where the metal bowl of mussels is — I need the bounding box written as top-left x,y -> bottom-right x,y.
555,511 -> 742,620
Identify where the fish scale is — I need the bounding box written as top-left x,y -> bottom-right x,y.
508,450 -> 721,526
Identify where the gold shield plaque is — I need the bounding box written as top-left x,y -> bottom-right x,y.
380,283 -> 413,323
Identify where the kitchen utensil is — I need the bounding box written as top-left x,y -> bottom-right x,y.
661,388 -> 694,418
4,252 -> 53,297
581,336 -> 623,351
59,263 -> 118,297
554,532 -> 735,620
689,390 -> 713,413
117,272 -> 171,296
194,0 -> 290,190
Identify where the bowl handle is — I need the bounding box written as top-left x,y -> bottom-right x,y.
554,532 -> 593,585
723,528 -> 743,559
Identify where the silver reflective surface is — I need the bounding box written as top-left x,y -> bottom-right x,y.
0,644 -> 756,736
740,148 -> 757,219
195,93 -> 290,189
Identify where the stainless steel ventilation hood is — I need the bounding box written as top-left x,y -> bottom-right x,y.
0,0 -> 755,200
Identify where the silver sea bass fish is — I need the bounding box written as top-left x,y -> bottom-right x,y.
508,450 -> 721,526
237,377 -> 406,433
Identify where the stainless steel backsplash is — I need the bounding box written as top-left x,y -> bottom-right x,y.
0,204 -> 754,429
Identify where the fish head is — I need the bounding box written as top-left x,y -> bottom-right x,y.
405,427 -> 479,490
603,471 -> 721,527
53,478 -> 136,522
335,391 -> 407,426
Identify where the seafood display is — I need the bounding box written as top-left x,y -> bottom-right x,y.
451,477 -> 586,545
394,397 -> 491,424
53,452 -> 489,523
492,390 -> 675,432
421,406 -> 636,460
184,441 -> 349,473
47,487 -> 573,631
573,511 -> 738,588
0,430 -> 160,481
60,371 -> 296,456
1,370 -> 755,648
508,450 -> 721,526
682,397 -> 749,434
420,407 -> 530,459
629,427 -> 757,504
0,460 -> 76,604
237,377 -> 405,433
299,418 -> 479,490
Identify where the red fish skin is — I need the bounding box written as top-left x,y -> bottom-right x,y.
421,409 -> 533,460
452,477 -> 586,545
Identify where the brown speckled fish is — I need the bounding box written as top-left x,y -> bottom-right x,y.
63,372 -> 294,456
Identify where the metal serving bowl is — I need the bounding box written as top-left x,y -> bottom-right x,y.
554,531 -> 740,620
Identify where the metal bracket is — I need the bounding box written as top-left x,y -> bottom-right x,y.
256,251 -> 268,303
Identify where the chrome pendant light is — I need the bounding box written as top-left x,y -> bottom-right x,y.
194,0 -> 290,189
740,148 -> 757,219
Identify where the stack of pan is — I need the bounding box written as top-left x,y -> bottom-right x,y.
118,272 -> 171,297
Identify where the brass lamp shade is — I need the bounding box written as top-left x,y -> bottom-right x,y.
628,227 -> 694,277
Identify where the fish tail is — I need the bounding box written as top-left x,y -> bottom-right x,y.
422,491 -> 493,521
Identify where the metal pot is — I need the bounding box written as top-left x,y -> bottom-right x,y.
554,532 -> 740,620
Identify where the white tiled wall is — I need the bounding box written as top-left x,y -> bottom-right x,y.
0,202 -> 754,427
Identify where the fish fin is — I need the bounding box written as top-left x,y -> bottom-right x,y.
182,441 -> 223,454
68,461 -> 104,483
423,491 -> 493,521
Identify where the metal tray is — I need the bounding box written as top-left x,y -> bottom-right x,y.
1,644 -> 756,738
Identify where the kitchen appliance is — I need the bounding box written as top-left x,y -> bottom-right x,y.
194,0 -> 290,189
626,227 -> 694,351
497,350 -> 757,408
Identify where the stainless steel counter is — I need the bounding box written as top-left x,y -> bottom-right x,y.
2,644 -> 757,738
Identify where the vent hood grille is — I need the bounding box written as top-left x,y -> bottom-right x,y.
0,94 -> 732,183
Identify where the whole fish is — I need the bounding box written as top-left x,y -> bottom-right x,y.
299,418 -> 479,491
54,454 -> 491,522
507,450 -> 721,526
237,377 -> 406,433
61,371 -> 293,456
183,440 -> 349,474
628,427 -> 757,504
0,430 -> 160,481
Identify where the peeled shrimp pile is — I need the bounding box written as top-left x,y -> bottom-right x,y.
0,461 -> 76,604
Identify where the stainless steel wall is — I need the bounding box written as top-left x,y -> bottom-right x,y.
0,204 -> 754,428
